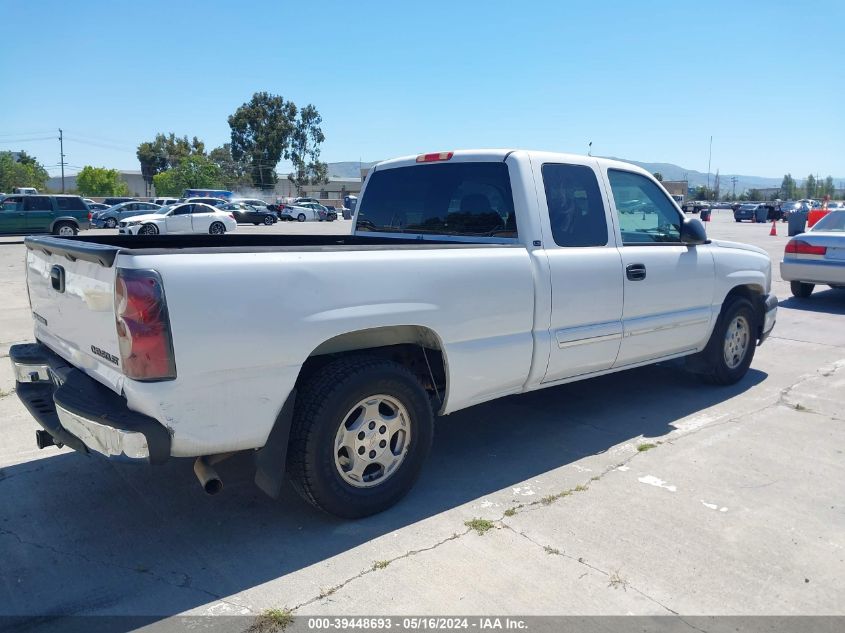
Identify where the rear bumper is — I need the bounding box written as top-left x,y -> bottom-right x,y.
781,259 -> 845,285
9,343 -> 171,463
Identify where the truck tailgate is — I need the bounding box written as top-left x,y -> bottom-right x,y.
25,238 -> 124,393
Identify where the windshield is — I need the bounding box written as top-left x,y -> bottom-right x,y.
155,205 -> 174,214
810,210 -> 845,232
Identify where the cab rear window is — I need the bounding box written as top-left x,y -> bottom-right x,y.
357,162 -> 516,238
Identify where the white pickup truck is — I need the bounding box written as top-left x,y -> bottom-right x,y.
10,150 -> 777,518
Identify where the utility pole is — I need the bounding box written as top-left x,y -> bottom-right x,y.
706,135 -> 712,199
58,128 -> 66,193
731,176 -> 738,200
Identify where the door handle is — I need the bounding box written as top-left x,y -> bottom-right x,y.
626,263 -> 647,281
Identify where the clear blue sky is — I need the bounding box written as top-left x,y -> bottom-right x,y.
1,0 -> 843,179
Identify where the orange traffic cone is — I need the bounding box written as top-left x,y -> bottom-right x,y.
769,220 -> 778,236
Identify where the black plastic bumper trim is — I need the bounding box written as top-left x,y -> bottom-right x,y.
10,343 -> 171,464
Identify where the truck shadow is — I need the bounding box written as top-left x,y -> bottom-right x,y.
0,363 -> 766,623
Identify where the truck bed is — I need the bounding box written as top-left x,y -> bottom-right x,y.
25,234 -> 518,267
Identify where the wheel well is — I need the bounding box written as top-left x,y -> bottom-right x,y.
723,284 -> 765,335
299,326 -> 448,411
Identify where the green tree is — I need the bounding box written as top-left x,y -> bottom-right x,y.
693,186 -> 714,200
288,104 -> 328,195
0,151 -> 49,192
152,155 -> 222,196
137,133 -> 205,193
75,166 -> 130,196
209,143 -> 252,191
822,175 -> 835,198
652,172 -> 663,182
747,188 -> 762,200
780,173 -> 797,200
804,174 -> 817,198
228,92 -> 297,190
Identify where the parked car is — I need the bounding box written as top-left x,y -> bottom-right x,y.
117,203 -> 236,235
734,203 -> 763,222
93,201 -> 161,228
102,197 -> 137,206
295,201 -> 336,221
682,200 -> 710,213
279,203 -> 321,222
321,205 -> 339,221
87,202 -> 110,213
231,198 -> 269,209
13,187 -> 39,195
293,196 -> 321,205
0,194 -> 90,235
780,210 -> 845,298
221,202 -> 277,225
152,197 -> 180,206
10,150 -> 777,519
182,197 -> 228,207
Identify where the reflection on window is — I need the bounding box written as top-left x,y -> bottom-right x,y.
608,170 -> 682,244
542,164 -> 608,247
357,162 -> 516,238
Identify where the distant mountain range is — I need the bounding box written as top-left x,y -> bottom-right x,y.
327,158 -> 842,194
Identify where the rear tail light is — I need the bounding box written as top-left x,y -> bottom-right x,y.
88,212 -> 93,221
785,240 -> 827,255
416,151 -> 454,163
114,269 -> 176,381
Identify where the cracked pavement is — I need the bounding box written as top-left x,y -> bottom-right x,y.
0,215 -> 843,624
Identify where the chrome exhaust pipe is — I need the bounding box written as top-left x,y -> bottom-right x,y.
194,455 -> 223,495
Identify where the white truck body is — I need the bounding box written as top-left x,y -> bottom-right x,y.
11,149 -> 777,517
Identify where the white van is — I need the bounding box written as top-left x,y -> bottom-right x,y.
13,187 -> 38,195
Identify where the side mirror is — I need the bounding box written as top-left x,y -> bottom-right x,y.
680,217 -> 708,245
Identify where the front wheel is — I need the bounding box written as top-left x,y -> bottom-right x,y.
105,218 -> 117,229
138,223 -> 159,235
263,215 -> 274,225
790,281 -> 814,298
297,213 -> 306,222
209,222 -> 226,235
286,357 -> 434,518
53,222 -> 78,237
688,296 -> 757,385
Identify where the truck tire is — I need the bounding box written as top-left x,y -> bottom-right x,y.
790,281 -> 814,298
287,356 -> 434,518
689,296 -> 757,385
53,222 -> 78,237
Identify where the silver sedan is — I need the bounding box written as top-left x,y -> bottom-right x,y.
780,210 -> 845,297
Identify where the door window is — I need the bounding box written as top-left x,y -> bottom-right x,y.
24,196 -> 52,211
2,197 -> 23,212
173,205 -> 192,215
608,170 -> 682,244
56,197 -> 86,211
542,164 -> 608,247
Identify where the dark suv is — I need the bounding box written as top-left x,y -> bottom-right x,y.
0,195 -> 91,235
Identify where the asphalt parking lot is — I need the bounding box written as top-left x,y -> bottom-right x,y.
1,211 -> 843,625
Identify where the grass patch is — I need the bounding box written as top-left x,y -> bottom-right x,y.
574,484 -> 588,492
590,476 -> 600,481
372,560 -> 390,570
637,442 -> 657,452
543,546 -> 560,555
538,489 -> 573,506
0,388 -> 13,398
250,608 -> 294,632
793,403 -> 809,412
503,508 -> 517,517
465,518 -> 495,535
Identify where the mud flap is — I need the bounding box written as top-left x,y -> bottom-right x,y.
253,388 -> 296,499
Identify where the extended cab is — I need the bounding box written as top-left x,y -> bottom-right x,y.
10,150 -> 777,518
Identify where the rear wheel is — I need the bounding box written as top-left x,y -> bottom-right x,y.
105,218 -> 117,229
139,223 -> 158,235
209,221 -> 226,235
53,222 -> 78,237
689,296 -> 757,385
263,215 -> 274,225
287,356 -> 434,518
790,281 -> 814,298
297,213 -> 306,222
